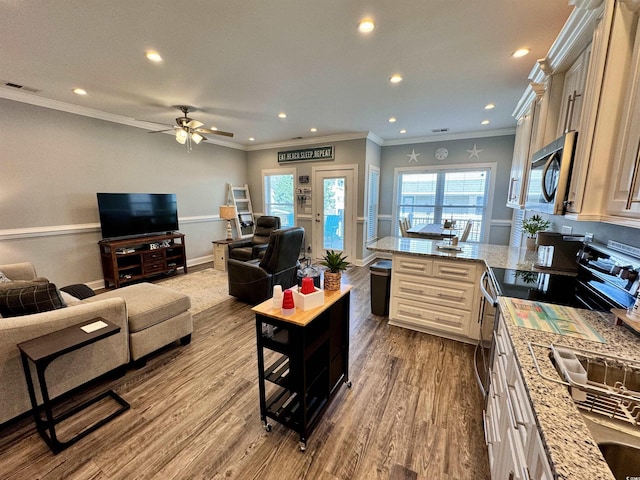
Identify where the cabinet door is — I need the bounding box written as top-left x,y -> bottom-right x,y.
507,102 -> 536,209
609,21 -> 640,217
557,44 -> 591,136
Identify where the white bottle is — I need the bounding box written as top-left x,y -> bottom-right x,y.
272,285 -> 283,309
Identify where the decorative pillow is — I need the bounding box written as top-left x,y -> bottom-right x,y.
0,271 -> 10,283
0,283 -> 66,318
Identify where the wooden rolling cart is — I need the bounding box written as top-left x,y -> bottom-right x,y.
252,285 -> 352,451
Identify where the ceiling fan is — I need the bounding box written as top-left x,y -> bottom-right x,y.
149,106 -> 234,150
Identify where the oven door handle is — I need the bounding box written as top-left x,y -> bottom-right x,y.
480,271 -> 498,307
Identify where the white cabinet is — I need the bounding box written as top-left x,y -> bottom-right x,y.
389,254 -> 482,343
484,313 -> 553,480
565,0 -> 638,218
508,101 -> 537,209
608,18 -> 640,218
557,44 -> 591,136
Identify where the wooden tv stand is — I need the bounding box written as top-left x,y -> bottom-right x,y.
98,233 -> 187,288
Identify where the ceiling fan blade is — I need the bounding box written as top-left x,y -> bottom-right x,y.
196,128 -> 234,137
186,119 -> 203,129
147,128 -> 174,133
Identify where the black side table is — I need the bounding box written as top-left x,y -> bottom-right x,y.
17,318 -> 130,454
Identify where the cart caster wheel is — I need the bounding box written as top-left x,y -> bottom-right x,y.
263,423 -> 272,432
299,441 -> 306,451
346,381 -> 352,388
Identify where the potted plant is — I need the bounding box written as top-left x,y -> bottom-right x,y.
320,250 -> 351,291
522,214 -> 551,251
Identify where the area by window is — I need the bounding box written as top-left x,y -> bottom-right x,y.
394,164 -> 494,242
263,169 -> 295,228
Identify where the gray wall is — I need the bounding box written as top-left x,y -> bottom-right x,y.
0,98 -> 247,286
246,138 -> 368,260
378,135 -> 516,244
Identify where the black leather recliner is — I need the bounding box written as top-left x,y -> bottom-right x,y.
227,227 -> 304,304
227,216 -> 281,261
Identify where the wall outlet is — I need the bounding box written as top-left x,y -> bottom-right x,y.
561,225 -> 573,234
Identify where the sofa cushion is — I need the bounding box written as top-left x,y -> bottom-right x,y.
0,283 -> 66,318
85,283 -> 191,333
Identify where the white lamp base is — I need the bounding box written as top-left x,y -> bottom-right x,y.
226,220 -> 233,240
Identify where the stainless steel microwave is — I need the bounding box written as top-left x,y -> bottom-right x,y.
525,131 -> 577,215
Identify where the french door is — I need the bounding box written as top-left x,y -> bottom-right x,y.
312,167 -> 355,262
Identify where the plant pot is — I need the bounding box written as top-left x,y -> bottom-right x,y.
526,237 -> 537,251
324,271 -> 342,291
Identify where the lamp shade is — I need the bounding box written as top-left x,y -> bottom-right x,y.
219,205 -> 236,220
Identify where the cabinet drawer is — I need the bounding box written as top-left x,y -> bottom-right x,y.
433,260 -> 479,283
393,254 -> 433,276
144,262 -> 166,274
143,251 -> 165,262
393,272 -> 475,310
390,296 -> 470,336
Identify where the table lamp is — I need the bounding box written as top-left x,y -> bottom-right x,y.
219,205 -> 237,240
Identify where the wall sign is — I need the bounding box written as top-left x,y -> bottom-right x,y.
278,145 -> 334,163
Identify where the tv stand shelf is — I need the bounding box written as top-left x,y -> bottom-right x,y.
98,233 -> 187,288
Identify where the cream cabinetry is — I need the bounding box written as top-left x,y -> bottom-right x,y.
608,18 -> 640,219
557,44 -> 591,136
484,313 -> 553,480
507,101 -> 537,209
389,254 -> 482,343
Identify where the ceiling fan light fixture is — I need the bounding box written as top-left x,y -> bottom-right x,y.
191,132 -> 204,144
176,128 -> 188,144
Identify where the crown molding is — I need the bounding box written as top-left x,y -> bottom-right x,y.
0,87 -> 245,151
245,132 -> 373,151
381,128 -> 515,146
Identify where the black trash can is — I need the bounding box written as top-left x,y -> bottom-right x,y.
370,260 -> 392,316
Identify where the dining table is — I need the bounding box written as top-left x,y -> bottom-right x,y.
405,223 -> 457,239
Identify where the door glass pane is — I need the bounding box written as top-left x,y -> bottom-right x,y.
323,178 -> 345,251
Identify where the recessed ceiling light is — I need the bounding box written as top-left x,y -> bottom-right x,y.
388,117 -> 397,123
278,112 -> 287,119
484,103 -> 495,110
72,88 -> 87,95
358,18 -> 375,33
249,137 -> 255,142
399,129 -> 407,134
145,51 -> 163,62
389,74 -> 403,84
481,120 -> 490,125
210,126 -> 218,131
310,127 -> 318,132
512,48 -> 530,58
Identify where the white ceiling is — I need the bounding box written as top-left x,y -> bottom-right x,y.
0,0 -> 573,148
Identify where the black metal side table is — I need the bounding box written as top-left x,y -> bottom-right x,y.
17,317 -> 130,454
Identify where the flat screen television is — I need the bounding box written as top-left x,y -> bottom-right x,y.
97,193 -> 179,240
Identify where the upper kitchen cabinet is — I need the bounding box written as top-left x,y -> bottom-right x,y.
565,0 -> 638,219
608,13 -> 640,221
511,0 -> 639,222
507,95 -> 537,208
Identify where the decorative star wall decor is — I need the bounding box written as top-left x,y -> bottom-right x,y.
466,144 -> 483,159
407,149 -> 421,163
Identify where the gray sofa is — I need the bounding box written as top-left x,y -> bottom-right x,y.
0,262 -> 192,425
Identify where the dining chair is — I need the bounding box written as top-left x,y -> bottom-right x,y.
460,220 -> 473,242
398,218 -> 409,237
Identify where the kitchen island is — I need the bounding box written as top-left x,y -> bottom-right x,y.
367,236 -> 640,479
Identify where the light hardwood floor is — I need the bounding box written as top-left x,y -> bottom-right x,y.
0,265 -> 490,480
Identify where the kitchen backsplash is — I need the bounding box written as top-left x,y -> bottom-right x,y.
543,214 -> 639,250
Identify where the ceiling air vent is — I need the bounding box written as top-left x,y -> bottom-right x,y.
432,128 -> 449,133
3,81 -> 40,93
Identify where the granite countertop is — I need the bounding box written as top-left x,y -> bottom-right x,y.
368,236 -> 640,478
367,236 -> 547,272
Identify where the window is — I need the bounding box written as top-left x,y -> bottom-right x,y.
263,169 -> 295,228
366,165 -> 380,242
394,164 -> 494,242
